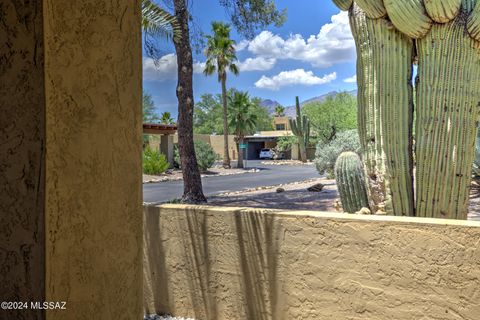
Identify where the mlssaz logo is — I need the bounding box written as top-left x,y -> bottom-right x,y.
30,302 -> 67,310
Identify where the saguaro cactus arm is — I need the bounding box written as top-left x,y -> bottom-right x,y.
468,1 -> 480,41
355,0 -> 387,18
383,0 -> 433,39
332,0 -> 353,11
424,0 -> 462,23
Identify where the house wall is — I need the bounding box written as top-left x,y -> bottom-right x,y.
144,204 -> 480,320
174,134 -> 237,160
0,2 -> 46,319
1,1 -> 143,319
43,1 -> 143,319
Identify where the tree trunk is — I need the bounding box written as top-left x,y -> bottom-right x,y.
221,74 -> 231,168
173,0 -> 206,203
237,137 -> 244,168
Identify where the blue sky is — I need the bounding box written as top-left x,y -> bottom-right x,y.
143,0 -> 357,117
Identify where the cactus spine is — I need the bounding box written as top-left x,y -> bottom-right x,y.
289,96 -> 310,163
335,152 -> 370,213
332,0 -> 480,219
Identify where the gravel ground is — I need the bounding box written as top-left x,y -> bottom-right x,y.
144,315 -> 194,320
143,167 -> 259,183
209,178 -> 480,220
261,160 -> 315,166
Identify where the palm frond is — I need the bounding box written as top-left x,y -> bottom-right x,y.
142,0 -> 181,42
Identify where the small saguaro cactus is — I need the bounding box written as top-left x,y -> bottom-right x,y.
335,152 -> 370,213
289,96 -> 311,163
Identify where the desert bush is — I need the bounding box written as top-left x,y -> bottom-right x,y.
315,129 -> 361,179
143,147 -> 169,175
174,141 -> 217,172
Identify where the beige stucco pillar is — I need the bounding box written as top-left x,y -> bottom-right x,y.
160,135 -> 175,168
1,1 -> 143,319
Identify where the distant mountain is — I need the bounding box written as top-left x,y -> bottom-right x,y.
260,90 -> 357,118
259,99 -> 283,115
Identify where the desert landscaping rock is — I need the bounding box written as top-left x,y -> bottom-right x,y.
261,160 -> 315,166
307,183 -> 325,192
143,167 -> 260,183
209,178 -> 480,220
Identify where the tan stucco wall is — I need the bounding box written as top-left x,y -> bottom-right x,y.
43,1 -> 143,319
144,204 -> 480,320
0,2 -> 46,319
273,116 -> 291,130
174,134 -> 237,159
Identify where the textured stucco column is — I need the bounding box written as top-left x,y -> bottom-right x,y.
0,2 -> 46,320
161,135 -> 174,168
0,1 -> 142,319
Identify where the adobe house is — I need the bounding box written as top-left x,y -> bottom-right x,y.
1,1 -> 142,319
143,123 -> 177,167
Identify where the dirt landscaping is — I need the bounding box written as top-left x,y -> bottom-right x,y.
143,167 -> 260,183
209,178 -> 480,220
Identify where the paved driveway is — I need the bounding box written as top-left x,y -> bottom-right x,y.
143,161 -> 319,203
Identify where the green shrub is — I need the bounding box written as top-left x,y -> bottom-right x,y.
173,141 -> 217,172
314,129 -> 361,179
195,141 -> 217,172
143,147 -> 169,175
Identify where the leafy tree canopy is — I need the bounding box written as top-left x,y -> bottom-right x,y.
219,0 -> 287,39
143,91 -> 160,123
194,89 -> 273,134
302,92 -> 357,144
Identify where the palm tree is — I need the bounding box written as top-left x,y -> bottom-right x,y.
274,105 -> 285,117
229,92 -> 258,169
160,111 -> 175,124
204,22 -> 239,169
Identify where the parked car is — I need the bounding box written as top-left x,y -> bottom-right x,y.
259,148 -> 274,159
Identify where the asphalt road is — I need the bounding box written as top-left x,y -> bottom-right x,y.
143,160 -> 319,203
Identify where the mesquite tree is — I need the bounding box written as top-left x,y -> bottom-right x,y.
332,0 -> 480,219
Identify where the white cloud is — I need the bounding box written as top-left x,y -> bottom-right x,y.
343,74 -> 357,83
143,53 -> 275,81
246,11 -> 354,68
143,54 -> 178,81
255,69 -> 337,91
234,39 -> 250,52
237,57 -> 276,72
143,54 -> 205,82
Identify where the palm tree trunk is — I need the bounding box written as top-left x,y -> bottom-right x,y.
237,137 -> 244,168
221,74 -> 231,168
173,0 -> 206,203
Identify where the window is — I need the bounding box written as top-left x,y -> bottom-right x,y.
276,123 -> 286,130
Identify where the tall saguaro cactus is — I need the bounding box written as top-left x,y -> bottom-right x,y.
289,96 -> 311,163
332,0 -> 480,219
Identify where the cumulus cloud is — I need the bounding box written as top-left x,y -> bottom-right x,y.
237,57 -> 276,72
245,11 -> 354,68
255,69 -> 337,91
143,54 -> 206,82
143,54 -> 178,81
234,39 -> 250,52
143,54 -> 276,81
343,74 -> 357,83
